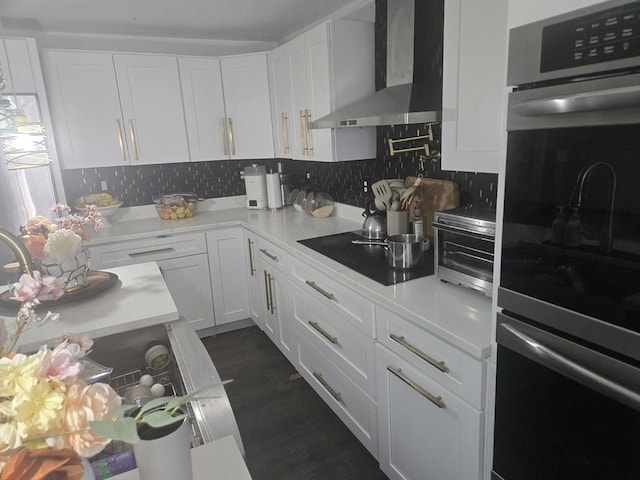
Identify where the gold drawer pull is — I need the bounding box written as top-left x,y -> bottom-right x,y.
305,280 -> 335,300
127,119 -> 139,161
263,270 -> 272,311
268,273 -> 276,314
115,119 -> 126,162
259,248 -> 278,262
128,247 -> 176,257
227,118 -> 236,155
220,118 -> 229,156
308,321 -> 338,344
387,366 -> 446,409
389,333 -> 449,373
247,238 -> 256,275
313,371 -> 342,402
281,112 -> 289,154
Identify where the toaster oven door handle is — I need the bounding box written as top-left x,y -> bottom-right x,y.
432,221 -> 495,241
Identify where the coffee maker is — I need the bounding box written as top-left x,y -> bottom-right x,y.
243,164 -> 267,209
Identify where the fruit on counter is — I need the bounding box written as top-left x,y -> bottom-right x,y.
156,194 -> 196,220
75,192 -> 119,208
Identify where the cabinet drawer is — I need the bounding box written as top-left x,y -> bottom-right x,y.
376,305 -> 485,409
256,237 -> 288,273
292,283 -> 375,398
289,257 -> 374,336
297,335 -> 378,458
89,233 -> 207,269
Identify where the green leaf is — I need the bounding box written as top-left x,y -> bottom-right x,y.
142,410 -> 187,428
90,417 -> 140,443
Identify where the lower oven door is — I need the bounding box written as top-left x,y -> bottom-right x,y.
492,312 -> 640,480
433,221 -> 494,296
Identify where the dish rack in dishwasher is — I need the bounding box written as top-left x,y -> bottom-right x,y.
90,357 -> 204,462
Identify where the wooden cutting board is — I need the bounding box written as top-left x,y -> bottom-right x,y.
404,176 -> 460,238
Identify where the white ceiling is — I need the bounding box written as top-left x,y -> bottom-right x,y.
0,0 -> 375,44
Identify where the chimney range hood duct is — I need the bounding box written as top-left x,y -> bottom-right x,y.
312,0 -> 443,129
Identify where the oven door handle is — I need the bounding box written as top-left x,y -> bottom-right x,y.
432,221 -> 495,241
511,84 -> 640,117
499,321 -> 640,412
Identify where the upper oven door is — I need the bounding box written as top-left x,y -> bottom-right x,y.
501,74 -> 640,335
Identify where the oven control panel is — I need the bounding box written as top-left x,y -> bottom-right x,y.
541,1 -> 639,72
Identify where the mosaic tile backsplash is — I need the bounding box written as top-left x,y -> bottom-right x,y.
61,122 -> 497,210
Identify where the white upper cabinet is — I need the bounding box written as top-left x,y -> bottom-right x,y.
179,53 -> 274,161
268,44 -> 293,158
42,50 -> 189,169
220,53 -> 275,159
269,20 -> 377,162
113,53 -> 190,165
178,56 -> 228,161
0,38 -> 37,93
441,0 -> 509,174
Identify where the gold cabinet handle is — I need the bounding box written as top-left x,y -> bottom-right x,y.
387,366 -> 446,409
220,118 -> 229,156
389,333 -> 449,373
305,280 -> 335,300
128,247 -> 176,257
259,248 -> 278,262
227,118 -> 236,155
299,109 -> 307,155
308,321 -> 338,345
115,119 -> 126,162
267,273 -> 276,314
304,109 -> 313,154
281,112 -> 289,154
127,119 -> 139,161
247,238 -> 256,275
263,270 -> 272,312
312,371 -> 342,402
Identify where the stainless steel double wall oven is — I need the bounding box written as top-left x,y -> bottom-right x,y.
493,1 -> 640,479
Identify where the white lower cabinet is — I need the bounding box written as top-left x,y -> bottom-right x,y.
88,232 -> 214,332
376,343 -> 484,480
297,335 -> 378,457
255,238 -> 294,363
206,228 -> 251,327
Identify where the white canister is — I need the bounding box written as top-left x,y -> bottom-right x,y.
243,164 -> 267,209
266,172 -> 283,210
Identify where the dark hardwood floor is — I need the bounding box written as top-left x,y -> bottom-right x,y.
202,326 -> 389,480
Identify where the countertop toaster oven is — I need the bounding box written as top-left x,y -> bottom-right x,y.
432,206 -> 496,297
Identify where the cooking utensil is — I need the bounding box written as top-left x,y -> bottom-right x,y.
372,180 -> 392,210
361,203 -> 387,240
352,234 -> 424,270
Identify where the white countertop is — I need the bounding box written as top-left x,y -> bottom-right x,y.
85,199 -> 493,358
2,262 -> 179,353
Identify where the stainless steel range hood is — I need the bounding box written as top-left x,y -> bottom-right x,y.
312,0 -> 443,129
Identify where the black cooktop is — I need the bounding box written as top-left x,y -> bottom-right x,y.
298,231 -> 434,286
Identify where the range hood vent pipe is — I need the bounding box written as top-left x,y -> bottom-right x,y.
313,0 -> 443,129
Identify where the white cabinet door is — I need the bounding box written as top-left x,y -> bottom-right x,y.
376,343 -> 484,480
206,228 -> 251,326
157,254 -> 215,333
1,38 -> 36,93
178,56 -> 228,161
268,45 -> 293,158
42,50 -> 127,169
220,53 -> 274,159
282,20 -> 376,162
113,53 -> 190,164
441,0 -> 509,174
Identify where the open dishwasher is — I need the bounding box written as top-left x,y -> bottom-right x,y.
87,318 -> 244,476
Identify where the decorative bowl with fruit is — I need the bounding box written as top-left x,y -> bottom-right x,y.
154,194 -> 197,220
75,193 -> 123,227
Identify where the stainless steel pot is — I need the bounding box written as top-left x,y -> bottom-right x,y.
352,234 -> 424,270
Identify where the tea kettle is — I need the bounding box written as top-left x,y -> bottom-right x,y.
362,203 -> 387,240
